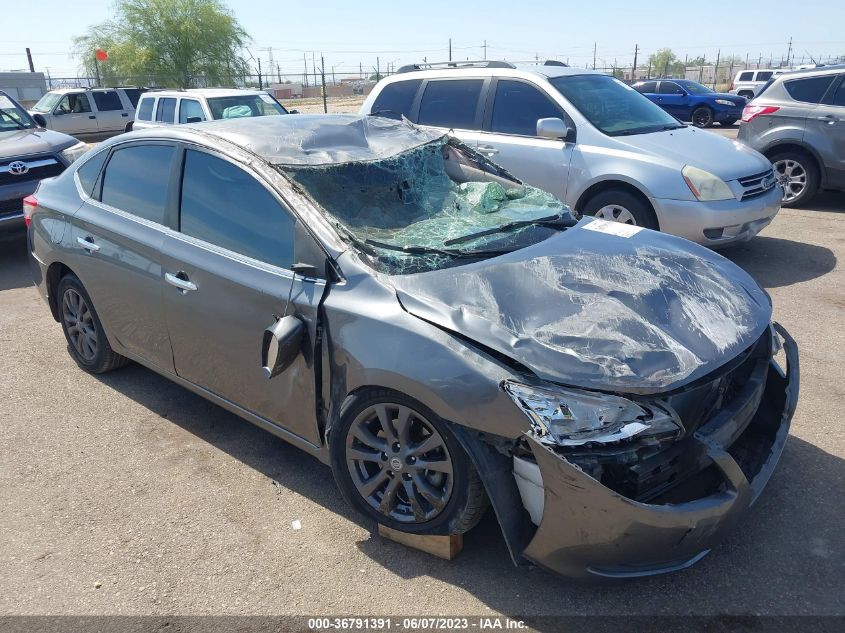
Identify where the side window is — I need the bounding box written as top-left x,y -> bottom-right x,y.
784,76 -> 836,104
490,80 -> 565,137
156,97 -> 176,123
180,149 -> 294,269
100,145 -> 175,224
371,79 -> 422,118
123,89 -> 142,107
756,71 -> 773,81
636,81 -> 657,93
56,93 -> 92,114
137,97 -> 154,121
417,79 -> 483,130
658,82 -> 684,95
92,91 -> 123,111
76,150 -> 109,198
831,77 -> 845,107
739,71 -> 754,82
178,99 -> 206,123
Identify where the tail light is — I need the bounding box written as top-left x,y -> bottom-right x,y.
742,105 -> 780,123
22,195 -> 37,229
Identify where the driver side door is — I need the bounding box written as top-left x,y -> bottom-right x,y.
655,81 -> 688,119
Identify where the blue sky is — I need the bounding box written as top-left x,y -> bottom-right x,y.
2,0 -> 843,78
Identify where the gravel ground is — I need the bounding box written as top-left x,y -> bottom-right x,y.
0,193 -> 843,620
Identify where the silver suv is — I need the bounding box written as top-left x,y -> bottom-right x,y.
737,65 -> 845,207
361,61 -> 781,247
28,87 -> 143,140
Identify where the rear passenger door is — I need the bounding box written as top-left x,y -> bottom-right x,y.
69,142 -> 176,371
155,97 -> 177,125
91,90 -> 131,133
811,74 -> 845,187
159,146 -> 326,446
475,78 -> 574,201
413,78 -> 488,148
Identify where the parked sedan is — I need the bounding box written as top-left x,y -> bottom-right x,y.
633,79 -> 747,127
27,115 -> 798,579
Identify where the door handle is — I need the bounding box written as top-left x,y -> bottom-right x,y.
76,236 -> 100,253
165,272 -> 197,293
478,145 -> 499,155
88,115 -> 96,119
817,115 -> 838,124
121,113 -> 129,117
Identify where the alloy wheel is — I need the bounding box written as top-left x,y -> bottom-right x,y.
345,403 -> 454,524
594,204 -> 637,225
62,288 -> 98,362
692,108 -> 713,127
773,159 -> 807,203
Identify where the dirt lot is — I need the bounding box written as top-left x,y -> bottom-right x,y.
1,189 -> 843,620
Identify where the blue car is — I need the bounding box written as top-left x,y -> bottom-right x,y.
632,79 -> 747,128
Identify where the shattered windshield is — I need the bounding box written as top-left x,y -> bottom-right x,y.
282,138 -> 573,274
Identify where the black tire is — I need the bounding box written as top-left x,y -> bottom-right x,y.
124,121 -> 134,133
57,273 -> 129,374
691,106 -> 714,128
769,150 -> 820,208
720,118 -> 737,127
738,91 -> 754,100
581,188 -> 659,230
330,388 -> 488,535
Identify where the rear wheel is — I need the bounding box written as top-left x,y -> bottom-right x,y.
581,188 -> 658,230
770,150 -> 819,207
58,274 -> 129,374
692,106 -> 714,128
330,389 -> 487,535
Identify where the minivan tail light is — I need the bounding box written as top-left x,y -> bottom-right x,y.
742,105 -> 780,123
22,195 -> 37,229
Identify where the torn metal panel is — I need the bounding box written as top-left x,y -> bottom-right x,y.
392,221 -> 772,394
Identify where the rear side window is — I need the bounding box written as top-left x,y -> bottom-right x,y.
756,71 -> 773,81
636,81 -> 657,93
371,79 -> 421,118
137,97 -> 154,121
784,76 -> 836,104
831,77 -> 845,107
179,150 -> 294,269
101,145 -> 175,224
156,97 -> 176,122
417,79 -> 483,129
739,71 -> 754,81
76,150 -> 108,198
490,80 -> 564,136
123,89 -> 142,107
178,99 -> 206,123
92,91 -> 123,111
658,82 -> 684,95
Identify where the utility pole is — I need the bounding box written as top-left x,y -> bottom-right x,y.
303,53 -> 308,88
448,38 -> 452,62
592,42 -> 596,70
359,62 -> 362,80
277,63 -> 281,84
93,51 -> 101,87
632,44 -> 638,80
312,52 -> 316,88
483,40 -> 487,61
257,58 -> 262,89
712,49 -> 720,89
25,47 -> 35,72
376,57 -> 380,82
320,54 -> 327,114
786,36 -> 792,67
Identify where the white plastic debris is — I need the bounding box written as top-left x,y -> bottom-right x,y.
291,519 -> 302,530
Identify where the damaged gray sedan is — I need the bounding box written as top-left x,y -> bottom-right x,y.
27,114 -> 799,578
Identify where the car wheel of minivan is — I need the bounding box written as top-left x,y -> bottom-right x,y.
331,389 -> 488,535
692,106 -> 714,128
582,189 -> 658,230
57,274 -> 129,374
770,151 -> 819,207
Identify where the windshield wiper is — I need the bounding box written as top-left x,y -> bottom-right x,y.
363,238 -> 509,259
442,213 -> 576,247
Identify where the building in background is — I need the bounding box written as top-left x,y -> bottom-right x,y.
0,72 -> 47,107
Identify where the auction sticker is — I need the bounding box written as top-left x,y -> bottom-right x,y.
582,218 -> 643,238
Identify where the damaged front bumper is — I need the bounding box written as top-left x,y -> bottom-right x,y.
517,323 -> 799,579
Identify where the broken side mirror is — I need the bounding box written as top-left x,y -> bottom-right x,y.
537,117 -> 576,143
261,315 -> 305,379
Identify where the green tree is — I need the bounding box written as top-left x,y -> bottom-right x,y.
73,0 -> 250,88
647,48 -> 680,77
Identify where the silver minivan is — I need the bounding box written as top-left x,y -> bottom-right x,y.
361,62 -> 782,247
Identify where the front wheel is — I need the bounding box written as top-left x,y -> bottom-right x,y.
691,106 -> 714,128
581,189 -> 658,230
330,389 -> 487,535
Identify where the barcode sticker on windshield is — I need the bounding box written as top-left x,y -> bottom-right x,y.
582,218 -> 643,238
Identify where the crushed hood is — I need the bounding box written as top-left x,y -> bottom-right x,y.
391,219 -> 771,394
613,127 -> 770,181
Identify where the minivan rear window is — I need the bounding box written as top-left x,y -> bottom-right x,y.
417,80 -> 483,130
784,76 -> 836,104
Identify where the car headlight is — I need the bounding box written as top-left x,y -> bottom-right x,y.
502,380 -> 681,446
714,99 -> 735,106
60,142 -> 89,165
682,165 -> 735,201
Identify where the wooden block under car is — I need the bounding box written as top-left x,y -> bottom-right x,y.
377,524 -> 463,560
